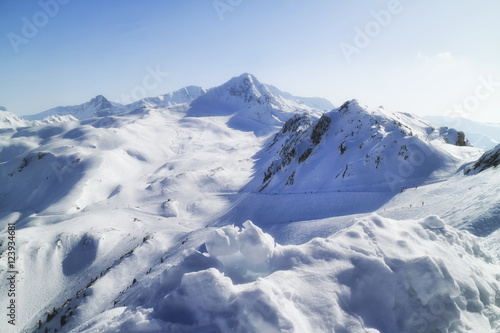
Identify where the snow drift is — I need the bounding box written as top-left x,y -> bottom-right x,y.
73,215 -> 500,333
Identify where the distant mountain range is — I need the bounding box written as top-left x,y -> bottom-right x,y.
423,115 -> 500,150
6,75 -> 498,153
18,74 -> 334,126
0,108 -> 76,129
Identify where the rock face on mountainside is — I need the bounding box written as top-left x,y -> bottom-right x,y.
465,144 -> 500,175
248,100 -> 477,193
456,131 -> 467,146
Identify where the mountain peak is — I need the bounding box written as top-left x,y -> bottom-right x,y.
223,73 -> 270,102
88,95 -> 113,110
236,72 -> 259,82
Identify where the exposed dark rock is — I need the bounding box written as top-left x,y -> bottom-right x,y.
311,114 -> 331,146
456,131 -> 466,146
465,144 -> 500,174
299,148 -> 313,164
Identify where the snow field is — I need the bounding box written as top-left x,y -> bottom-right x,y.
71,215 -> 500,332
1,73 -> 499,332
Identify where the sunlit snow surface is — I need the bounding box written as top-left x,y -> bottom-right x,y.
73,216 -> 500,333
1,74 -> 500,333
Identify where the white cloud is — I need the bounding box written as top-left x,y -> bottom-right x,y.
436,52 -> 453,60
417,51 -> 454,63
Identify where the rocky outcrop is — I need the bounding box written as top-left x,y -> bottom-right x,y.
456,131 -> 466,146
465,144 -> 500,175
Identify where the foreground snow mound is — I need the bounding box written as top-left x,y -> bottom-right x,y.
77,216 -> 500,333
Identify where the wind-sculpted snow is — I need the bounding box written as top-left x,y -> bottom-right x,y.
73,215 -> 500,332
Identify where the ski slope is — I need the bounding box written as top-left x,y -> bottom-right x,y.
0,74 -> 499,333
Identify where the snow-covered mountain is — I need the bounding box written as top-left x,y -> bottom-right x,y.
0,108 -> 32,128
423,115 -> 500,150
25,95 -> 115,120
24,86 -> 206,122
1,74 -> 499,333
1,108 -> 76,129
114,86 -> 207,114
248,100 -> 478,194
187,73 -> 326,135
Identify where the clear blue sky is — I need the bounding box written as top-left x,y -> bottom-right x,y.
1,0 -> 499,122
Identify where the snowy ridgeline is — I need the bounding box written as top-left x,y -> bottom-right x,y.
0,109 -> 77,129
250,100 -> 480,194
73,215 -> 500,333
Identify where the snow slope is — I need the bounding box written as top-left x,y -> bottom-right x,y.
0,100 -> 266,332
0,74 -> 499,333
